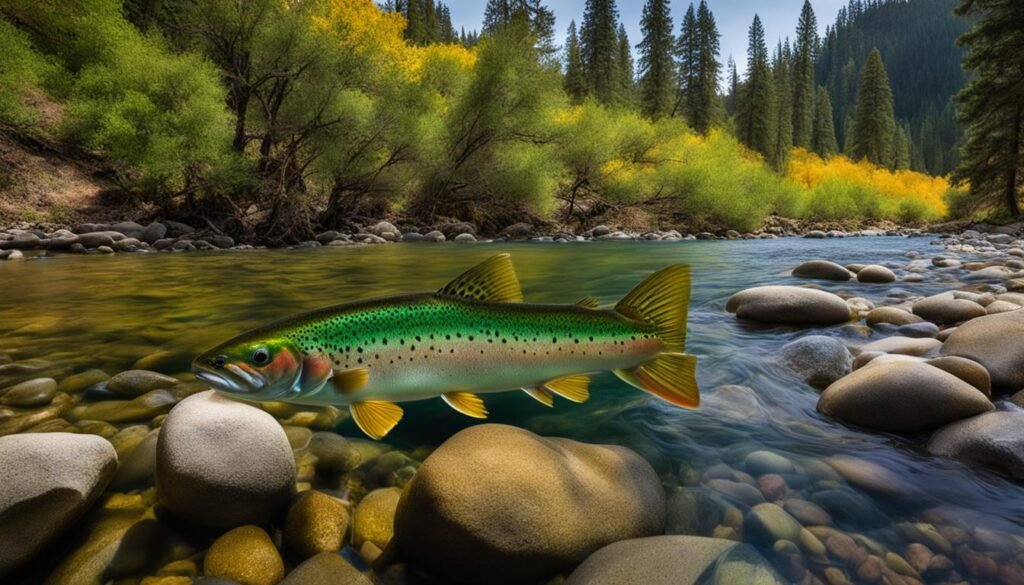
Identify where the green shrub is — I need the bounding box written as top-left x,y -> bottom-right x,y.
0,18 -> 57,127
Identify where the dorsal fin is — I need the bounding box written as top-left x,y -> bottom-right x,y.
438,253 -> 524,303
576,296 -> 600,309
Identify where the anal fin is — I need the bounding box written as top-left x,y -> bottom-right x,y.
544,374 -> 590,403
522,387 -> 554,407
575,296 -> 600,309
442,392 -> 488,418
614,353 -> 699,408
350,401 -> 404,440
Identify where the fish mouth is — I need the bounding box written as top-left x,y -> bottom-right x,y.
193,365 -> 268,395
193,369 -> 244,393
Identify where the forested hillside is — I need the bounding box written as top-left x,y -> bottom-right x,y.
815,0 -> 968,176
0,0 -> 993,243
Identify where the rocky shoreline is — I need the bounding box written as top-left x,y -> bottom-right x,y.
0,217 -> 939,259
3,228 -> 1024,585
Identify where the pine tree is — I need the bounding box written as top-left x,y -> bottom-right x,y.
737,15 -> 775,160
616,24 -> 635,105
892,124 -> 911,170
673,4 -> 697,119
483,0 -> 511,32
637,0 -> 675,119
483,0 -> 557,59
954,0 -> 1024,216
851,48 -> 896,165
405,0 -> 426,44
690,0 -> 720,134
770,40 -> 794,169
792,0 -> 817,148
439,4 -> 456,43
580,0 -> 620,104
564,20 -> 586,103
725,55 -> 739,116
812,85 -> 839,157
424,0 -> 438,43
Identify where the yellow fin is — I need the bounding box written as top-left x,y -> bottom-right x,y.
614,353 -> 699,408
575,296 -> 600,309
522,387 -> 554,407
442,392 -> 489,418
615,265 -> 691,353
350,401 -> 403,440
544,374 -> 590,403
331,367 -> 369,395
438,253 -> 524,303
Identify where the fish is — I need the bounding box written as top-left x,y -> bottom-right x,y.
192,254 -> 699,440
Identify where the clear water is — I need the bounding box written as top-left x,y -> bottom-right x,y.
3,237 -> 1023,580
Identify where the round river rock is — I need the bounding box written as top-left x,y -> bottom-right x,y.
727,286 -> 852,326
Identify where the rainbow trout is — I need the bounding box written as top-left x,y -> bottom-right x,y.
193,254 -> 699,439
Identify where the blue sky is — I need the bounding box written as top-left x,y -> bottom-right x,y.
446,0 -> 849,73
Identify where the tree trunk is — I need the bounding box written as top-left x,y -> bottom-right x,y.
1006,103 -> 1022,217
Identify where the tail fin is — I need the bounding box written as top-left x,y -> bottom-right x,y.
613,265 -> 699,407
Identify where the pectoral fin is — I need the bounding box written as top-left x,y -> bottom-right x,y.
544,374 -> 590,403
575,296 -> 600,309
331,367 -> 369,395
350,401 -> 403,440
442,392 -> 488,418
522,387 -> 554,407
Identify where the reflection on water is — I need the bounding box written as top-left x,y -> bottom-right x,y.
3,237 -> 1024,580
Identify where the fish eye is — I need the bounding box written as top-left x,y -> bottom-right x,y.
251,348 -> 270,365
212,355 -> 227,369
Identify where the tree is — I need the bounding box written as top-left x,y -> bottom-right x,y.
689,0 -> 720,134
580,0 -> 619,104
564,20 -> 586,103
954,0 -> 1024,216
792,0 -> 817,148
615,23 -> 634,105
725,55 -> 739,116
892,124 -> 911,170
812,85 -> 839,157
672,4 -> 697,119
483,0 -> 557,59
851,48 -> 896,165
737,15 -> 774,160
770,41 -> 793,170
636,0 -> 675,119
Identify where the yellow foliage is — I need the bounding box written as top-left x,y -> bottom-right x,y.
405,43 -> 477,80
786,148 -> 949,218
313,0 -> 408,69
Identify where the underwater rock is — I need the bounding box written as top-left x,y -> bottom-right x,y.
44,507 -> 161,585
791,260 -> 852,281
56,369 -> 109,394
859,336 -> 942,357
351,487 -> 401,552
726,286 -> 852,326
106,369 -> 179,397
393,424 -> 665,585
928,411 -> 1024,481
941,309 -> 1024,393
284,490 -> 349,560
70,389 -> 178,423
156,391 -> 295,528
280,552 -> 372,585
818,361 -> 993,433
0,377 -> 57,407
744,503 -> 803,544
779,335 -> 852,389
564,536 -> 785,585
203,526 -> 284,585
856,265 -> 897,283
0,432 -> 117,572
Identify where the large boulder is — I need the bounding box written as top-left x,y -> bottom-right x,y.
792,260 -> 852,281
941,310 -> 1024,393
726,286 -> 852,326
392,424 -> 665,585
817,361 -> 993,433
0,433 -> 117,572
780,336 -> 851,389
156,391 -> 295,527
928,412 -> 1024,480
912,292 -> 987,325
564,536 -> 785,585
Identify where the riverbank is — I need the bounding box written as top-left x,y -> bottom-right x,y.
0,215 -> 951,260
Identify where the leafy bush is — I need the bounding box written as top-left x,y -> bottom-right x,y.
0,18 -> 57,127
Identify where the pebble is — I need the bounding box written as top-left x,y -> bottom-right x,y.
106,369 -> 179,397
203,526 -> 284,585
351,486 -> 401,551
0,377 -> 57,407
284,490 -> 350,559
